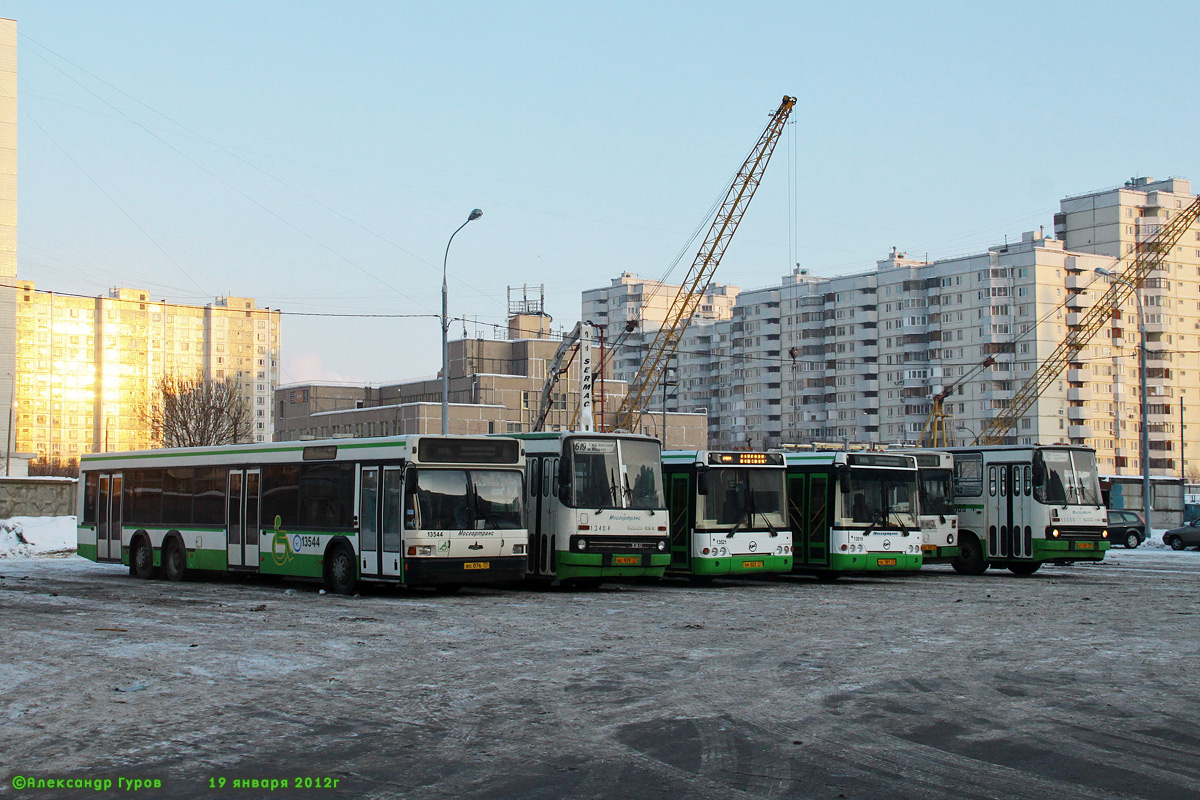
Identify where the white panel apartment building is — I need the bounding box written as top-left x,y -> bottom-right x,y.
584,177 -> 1200,478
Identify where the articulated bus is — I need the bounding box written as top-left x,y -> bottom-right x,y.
944,444 -> 1110,575
887,449 -> 959,562
511,432 -> 670,585
781,451 -> 923,578
77,435 -> 528,594
661,450 -> 792,582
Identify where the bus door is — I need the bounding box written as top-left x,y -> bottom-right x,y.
988,462 -> 1026,559
97,473 -> 124,561
788,472 -> 830,568
359,466 -> 381,577
1012,463 -> 1033,558
381,467 -> 402,577
668,472 -> 691,569
226,469 -> 260,569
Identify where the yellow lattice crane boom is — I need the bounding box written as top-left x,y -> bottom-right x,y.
917,356 -> 995,447
612,95 -> 796,432
976,194 -> 1200,445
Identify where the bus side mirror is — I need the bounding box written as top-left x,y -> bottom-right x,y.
697,466 -> 709,496
835,463 -> 850,490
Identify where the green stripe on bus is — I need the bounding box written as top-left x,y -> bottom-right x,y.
83,439 -> 410,463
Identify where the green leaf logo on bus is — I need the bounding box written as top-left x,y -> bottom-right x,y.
270,515 -> 295,567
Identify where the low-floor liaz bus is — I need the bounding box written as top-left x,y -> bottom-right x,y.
887,449 -> 959,562
944,444 -> 1110,575
781,450 -> 923,579
511,432 -> 670,585
77,435 -> 528,594
661,450 -> 792,582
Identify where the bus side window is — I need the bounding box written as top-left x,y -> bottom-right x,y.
999,466 -> 1007,497
1024,466 -> 1032,496
550,458 -> 559,498
529,459 -> 540,499
83,473 -> 99,524
953,453 -> 983,496
542,458 -> 551,498
988,466 -> 997,496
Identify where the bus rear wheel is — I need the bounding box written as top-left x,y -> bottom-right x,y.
132,538 -> 158,580
324,544 -> 358,595
1008,562 -> 1041,576
163,538 -> 188,582
951,535 -> 987,576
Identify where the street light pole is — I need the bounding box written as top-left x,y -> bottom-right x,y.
441,209 -> 483,434
956,423 -> 978,446
5,371 -> 14,476
1097,267 -> 1151,527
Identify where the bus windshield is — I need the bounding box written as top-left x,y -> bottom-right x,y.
698,468 -> 786,530
407,469 -> 524,530
839,467 -> 918,528
919,469 -> 956,516
564,437 -> 665,510
1034,449 -> 1102,506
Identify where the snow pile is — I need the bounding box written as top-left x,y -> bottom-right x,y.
0,516 -> 78,558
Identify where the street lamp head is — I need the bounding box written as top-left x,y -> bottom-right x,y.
468,208 -> 483,221
1094,267 -> 1114,278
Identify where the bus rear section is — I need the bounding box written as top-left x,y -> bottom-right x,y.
518,433 -> 670,585
662,450 -> 792,581
947,445 -> 1109,575
783,451 -> 923,578
888,449 -> 959,563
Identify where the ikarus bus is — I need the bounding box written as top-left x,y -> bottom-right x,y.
77,435 -> 528,594
887,449 -> 959,562
661,450 -> 792,582
945,444 -> 1110,575
511,432 -> 670,585
781,451 -> 923,578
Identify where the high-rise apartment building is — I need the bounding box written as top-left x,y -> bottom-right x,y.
584,177 -> 1200,479
13,284 -> 281,458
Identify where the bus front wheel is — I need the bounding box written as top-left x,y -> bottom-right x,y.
132,538 -> 158,580
324,544 -> 358,595
951,535 -> 987,576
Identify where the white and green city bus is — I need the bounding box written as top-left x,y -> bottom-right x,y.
77,435 -> 528,594
888,449 -> 959,562
944,444 -> 1110,575
511,432 -> 670,585
781,451 -> 923,578
661,450 -> 792,581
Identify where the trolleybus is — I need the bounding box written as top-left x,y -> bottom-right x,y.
888,449 -> 959,562
77,435 -> 528,594
511,432 -> 670,585
661,450 -> 792,581
782,450 -> 923,578
945,444 -> 1110,575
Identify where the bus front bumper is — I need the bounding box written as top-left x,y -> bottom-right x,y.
402,555 -> 527,585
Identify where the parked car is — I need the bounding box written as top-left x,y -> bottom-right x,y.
1107,510 -> 1147,549
1163,519 -> 1200,551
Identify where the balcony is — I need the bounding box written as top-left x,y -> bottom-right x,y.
1068,424 -> 1093,439
1067,369 -> 1090,383
1067,386 -> 1092,401
1067,406 -> 1089,421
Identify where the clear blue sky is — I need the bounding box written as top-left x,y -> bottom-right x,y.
7,1 -> 1199,385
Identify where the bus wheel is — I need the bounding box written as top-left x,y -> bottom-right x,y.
324,544 -> 358,595
1008,562 -> 1041,576
132,538 -> 158,580
163,538 -> 188,582
951,535 -> 987,576
434,584 -> 462,595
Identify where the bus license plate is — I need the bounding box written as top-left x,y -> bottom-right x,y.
922,545 -> 937,552
464,562 -> 490,570
1076,542 -> 1094,550
877,558 -> 897,566
614,556 -> 640,565
742,560 -> 763,569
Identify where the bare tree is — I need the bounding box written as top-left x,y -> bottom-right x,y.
146,375 -> 255,448
27,455 -> 79,478
1187,462 -> 1200,486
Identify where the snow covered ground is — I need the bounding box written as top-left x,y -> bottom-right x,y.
0,516 -> 78,558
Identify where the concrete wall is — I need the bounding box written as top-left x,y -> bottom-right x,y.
0,477 -> 76,518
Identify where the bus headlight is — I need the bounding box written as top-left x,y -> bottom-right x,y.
410,545 -> 433,556
1102,530 -> 1109,538
947,533 -> 954,545
512,544 -> 526,556
1051,529 -> 1060,538
577,538 -> 588,551
657,540 -> 668,552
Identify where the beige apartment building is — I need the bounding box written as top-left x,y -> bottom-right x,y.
583,177 -> 1200,479
14,284 -> 281,458
275,304 -> 707,447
